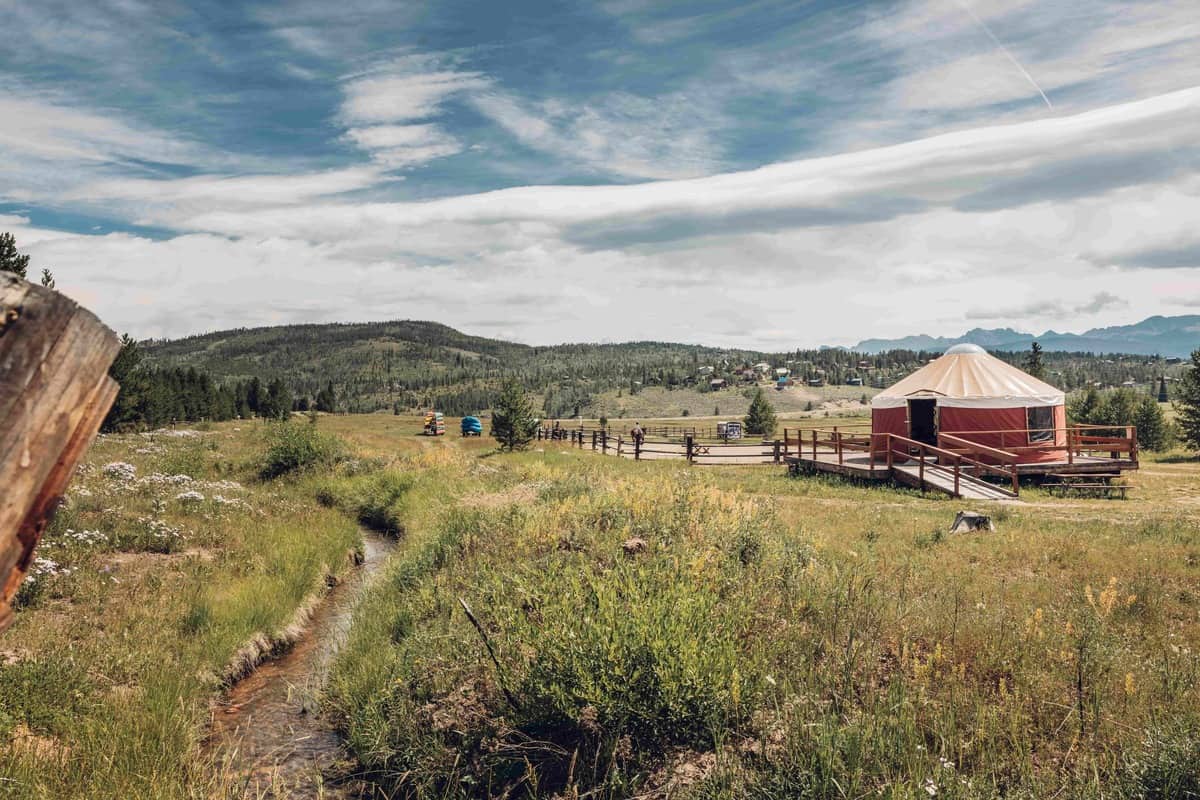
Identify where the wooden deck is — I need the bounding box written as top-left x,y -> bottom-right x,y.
785,449 -> 1136,501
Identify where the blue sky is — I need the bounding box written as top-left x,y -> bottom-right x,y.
2,0 -> 1199,346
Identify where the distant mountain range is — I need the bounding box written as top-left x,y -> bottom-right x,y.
854,315 -> 1200,358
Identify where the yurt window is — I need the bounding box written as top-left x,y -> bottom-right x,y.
1026,407 -> 1054,443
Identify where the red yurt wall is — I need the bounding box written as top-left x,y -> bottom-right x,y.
870,406 -> 908,455
939,404 -> 1067,463
871,404 -> 1068,462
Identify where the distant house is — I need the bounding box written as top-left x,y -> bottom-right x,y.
753,362 -> 771,372
710,378 -> 727,390
698,365 -> 715,375
847,377 -> 863,386
807,377 -> 825,387
1121,379 -> 1137,387
739,369 -> 757,382
775,367 -> 790,377
1166,357 -> 1182,365
857,359 -> 872,369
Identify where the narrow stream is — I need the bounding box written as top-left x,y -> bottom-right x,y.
207,531 -> 394,798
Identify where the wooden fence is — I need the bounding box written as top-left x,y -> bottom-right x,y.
537,426 -> 786,465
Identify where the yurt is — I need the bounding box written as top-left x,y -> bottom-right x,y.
870,344 -> 1067,462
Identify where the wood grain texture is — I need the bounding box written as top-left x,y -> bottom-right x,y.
0,273 -> 120,633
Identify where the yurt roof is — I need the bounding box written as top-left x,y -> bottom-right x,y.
872,344 -> 1064,409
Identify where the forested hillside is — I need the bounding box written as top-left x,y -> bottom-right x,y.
141,320 -> 1190,417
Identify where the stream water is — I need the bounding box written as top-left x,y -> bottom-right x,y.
207,531 -> 394,798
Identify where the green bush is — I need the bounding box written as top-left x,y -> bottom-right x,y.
316,469 -> 415,535
1121,718 -> 1200,798
259,419 -> 343,479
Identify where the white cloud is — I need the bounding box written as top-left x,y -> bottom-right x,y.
334,56 -> 486,169
339,58 -> 489,125
341,124 -> 463,168
0,91 -> 205,167
19,85 -> 1198,347
471,90 -> 722,180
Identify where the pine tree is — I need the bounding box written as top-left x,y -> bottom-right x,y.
1068,387 -> 1101,423
743,387 -> 777,436
1175,349 -> 1200,452
1158,376 -> 1169,403
40,268 -> 55,289
1023,341 -> 1045,380
0,232 -> 30,279
1132,394 -> 1168,451
491,380 -> 536,451
102,334 -> 145,431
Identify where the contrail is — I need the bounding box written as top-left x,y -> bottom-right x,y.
954,0 -> 1053,110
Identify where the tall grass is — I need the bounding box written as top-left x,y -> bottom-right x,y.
0,424 -> 361,799
328,449 -> 1200,799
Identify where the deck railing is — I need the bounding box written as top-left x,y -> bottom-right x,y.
932,425 -> 1137,465
783,427 -> 1020,497
882,433 -> 1020,498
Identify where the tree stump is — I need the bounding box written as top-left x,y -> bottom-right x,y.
1,274 -> 120,633
950,510 -> 995,534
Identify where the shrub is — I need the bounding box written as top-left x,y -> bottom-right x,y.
259,419 -> 343,479
1120,718 -> 1200,798
316,470 -> 415,535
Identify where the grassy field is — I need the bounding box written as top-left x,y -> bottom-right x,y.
584,383 -> 876,421
0,420 -> 363,799
3,413 -> 1199,799
324,415 -> 1200,799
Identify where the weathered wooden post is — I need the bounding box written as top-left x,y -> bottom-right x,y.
602,430 -> 608,454
635,436 -> 641,461
591,430 -> 597,450
685,434 -> 694,464
773,439 -> 781,464
1,274 -> 120,633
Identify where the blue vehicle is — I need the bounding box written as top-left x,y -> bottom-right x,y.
461,415 -> 483,437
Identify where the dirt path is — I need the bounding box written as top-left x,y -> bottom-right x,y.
207,531 -> 394,798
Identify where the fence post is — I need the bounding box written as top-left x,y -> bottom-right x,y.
635,437 -> 641,461
602,430 -> 608,454
954,455 -> 960,498
591,430 -> 597,450
773,439 -> 781,464
919,450 -> 926,493
618,436 -> 623,457
686,434 -> 694,464
811,429 -> 817,460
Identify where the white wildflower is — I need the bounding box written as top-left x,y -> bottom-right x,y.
175,490 -> 205,503
102,462 -> 137,482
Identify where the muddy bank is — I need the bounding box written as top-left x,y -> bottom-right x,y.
207,531 -> 394,798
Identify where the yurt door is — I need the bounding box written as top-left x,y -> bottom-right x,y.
908,399 -> 938,446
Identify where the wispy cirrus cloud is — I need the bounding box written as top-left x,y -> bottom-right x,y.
3,0 -> 1200,347
337,56 -> 487,169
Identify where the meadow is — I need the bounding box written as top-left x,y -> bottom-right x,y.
1,413 -> 1198,799
322,415 -> 1200,799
